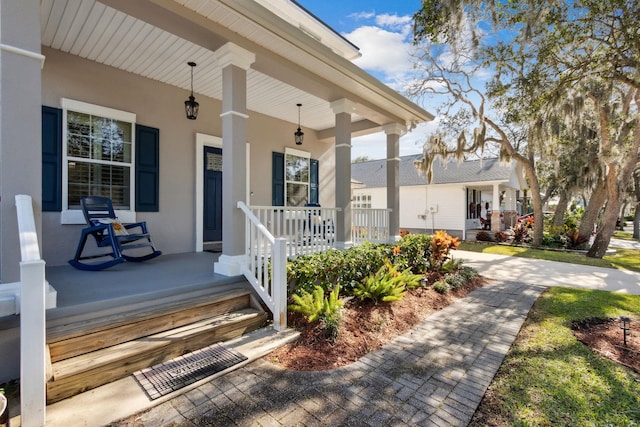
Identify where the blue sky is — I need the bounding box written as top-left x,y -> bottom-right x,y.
297,1 -> 436,160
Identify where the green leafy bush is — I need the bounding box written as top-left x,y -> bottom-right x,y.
432,280 -> 449,294
441,257 -> 463,273
288,285 -> 344,339
391,233 -> 433,274
287,242 -> 393,296
445,272 -> 466,290
354,260 -> 422,303
459,266 -> 478,281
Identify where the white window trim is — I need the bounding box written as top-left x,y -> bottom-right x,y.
284,147 -> 311,207
60,98 -> 137,224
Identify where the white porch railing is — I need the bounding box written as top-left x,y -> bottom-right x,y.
237,204 -> 391,331
238,202 -> 287,331
250,205 -> 339,258
15,195 -> 46,427
352,208 -> 391,245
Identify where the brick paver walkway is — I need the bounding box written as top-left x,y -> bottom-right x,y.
116,281 -> 545,427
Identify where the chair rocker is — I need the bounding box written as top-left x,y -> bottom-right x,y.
69,196 -> 162,271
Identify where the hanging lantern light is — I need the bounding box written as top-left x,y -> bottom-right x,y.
184,61 -> 199,120
294,103 -> 304,145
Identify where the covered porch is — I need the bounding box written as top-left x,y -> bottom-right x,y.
1,1 -> 433,422
464,184 -> 527,236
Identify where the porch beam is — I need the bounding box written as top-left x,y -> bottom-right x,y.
214,43 -> 255,276
384,123 -> 405,242
331,98 -> 356,249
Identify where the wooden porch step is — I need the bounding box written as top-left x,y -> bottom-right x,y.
47,288 -> 254,363
46,307 -> 268,404
45,287 -> 270,404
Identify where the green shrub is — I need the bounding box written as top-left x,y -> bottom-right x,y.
288,285 -> 344,339
441,257 -> 463,273
287,242 -> 393,296
432,280 -> 449,294
459,266 -> 478,281
392,233 -> 433,274
355,260 -> 422,303
445,272 -> 466,290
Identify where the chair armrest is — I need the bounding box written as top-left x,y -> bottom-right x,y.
124,221 -> 149,234
85,223 -> 109,233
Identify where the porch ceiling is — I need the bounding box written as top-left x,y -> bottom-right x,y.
40,0 -> 433,138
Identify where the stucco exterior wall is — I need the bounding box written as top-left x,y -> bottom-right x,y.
40,48 -> 335,265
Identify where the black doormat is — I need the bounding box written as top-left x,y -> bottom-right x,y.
133,343 -> 247,400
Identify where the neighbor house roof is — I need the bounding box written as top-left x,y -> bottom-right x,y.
352,155 -> 515,188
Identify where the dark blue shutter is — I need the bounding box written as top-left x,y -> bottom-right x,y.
310,158 -> 319,205
42,106 -> 62,211
135,125 -> 159,212
272,152 -> 284,206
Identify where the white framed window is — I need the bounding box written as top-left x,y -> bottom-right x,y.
353,194 -> 372,209
61,98 -> 136,224
285,147 -> 310,207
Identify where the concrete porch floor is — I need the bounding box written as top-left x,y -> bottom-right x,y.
44,251 -> 249,321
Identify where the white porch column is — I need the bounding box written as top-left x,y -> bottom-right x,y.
214,43 -> 255,276
331,99 -> 356,249
383,123 -> 405,242
491,183 -> 501,232
0,0 -> 43,283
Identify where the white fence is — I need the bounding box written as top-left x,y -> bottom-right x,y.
352,208 -> 391,245
250,206 -> 339,258
238,202 -> 287,331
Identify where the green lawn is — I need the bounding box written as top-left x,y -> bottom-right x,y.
470,288 -> 640,426
458,241 -> 640,272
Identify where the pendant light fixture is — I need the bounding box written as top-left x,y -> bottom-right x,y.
184,61 -> 199,120
294,103 -> 304,145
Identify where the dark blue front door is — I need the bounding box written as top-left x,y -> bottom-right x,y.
204,146 -> 222,242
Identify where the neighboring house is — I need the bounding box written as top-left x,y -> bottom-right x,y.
351,155 -> 528,238
0,0 -> 433,386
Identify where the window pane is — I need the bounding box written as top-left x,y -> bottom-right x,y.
68,135 -> 91,158
286,183 -> 308,207
68,112 -> 91,137
68,160 -> 130,209
67,161 -> 89,208
285,155 -> 309,183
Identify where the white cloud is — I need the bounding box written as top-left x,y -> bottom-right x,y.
350,119 -> 441,161
375,14 -> 412,31
340,10 -> 443,161
348,11 -> 375,20
345,25 -> 413,84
